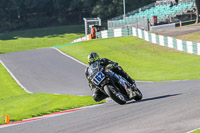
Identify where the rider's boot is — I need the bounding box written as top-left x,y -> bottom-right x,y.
131,82 -> 138,91
126,76 -> 137,91
115,66 -> 137,91
123,75 -> 138,98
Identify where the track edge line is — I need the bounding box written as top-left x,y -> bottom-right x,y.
0,59 -> 32,93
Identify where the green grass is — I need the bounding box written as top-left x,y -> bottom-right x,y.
0,93 -> 102,124
0,62 -> 27,99
59,36 -> 200,81
0,25 -> 84,53
0,25 -> 105,125
192,129 -> 200,133
179,23 -> 200,27
0,62 -> 103,125
1,24 -> 200,124
175,30 -> 200,43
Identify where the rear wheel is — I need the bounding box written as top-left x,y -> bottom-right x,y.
104,85 -> 126,105
133,87 -> 143,101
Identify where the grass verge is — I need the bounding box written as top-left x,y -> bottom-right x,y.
59,36 -> 200,81
0,63 -> 104,124
192,129 -> 200,133
0,25 -> 84,54
175,30 -> 200,43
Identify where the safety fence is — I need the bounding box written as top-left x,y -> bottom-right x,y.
71,27 -> 200,55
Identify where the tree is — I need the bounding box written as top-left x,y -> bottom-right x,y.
92,0 -> 123,20
0,0 -> 157,32
195,0 -> 200,23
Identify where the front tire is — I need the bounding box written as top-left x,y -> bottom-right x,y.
104,85 -> 126,105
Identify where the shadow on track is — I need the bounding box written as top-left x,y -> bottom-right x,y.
127,93 -> 182,104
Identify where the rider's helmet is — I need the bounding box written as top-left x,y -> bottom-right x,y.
87,52 -> 99,65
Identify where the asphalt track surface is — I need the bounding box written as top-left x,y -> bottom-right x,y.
0,48 -> 91,96
153,24 -> 200,37
0,48 -> 200,133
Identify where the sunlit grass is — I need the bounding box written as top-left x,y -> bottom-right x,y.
0,25 -> 84,53
59,36 -> 200,81
0,63 -> 104,124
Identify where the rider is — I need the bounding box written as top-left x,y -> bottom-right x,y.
85,52 -> 137,102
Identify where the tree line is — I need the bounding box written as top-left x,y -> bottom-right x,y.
195,0 -> 200,23
0,0 -> 156,32
0,0 -> 199,32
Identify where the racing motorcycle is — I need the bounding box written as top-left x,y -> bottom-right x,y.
87,61 -> 143,105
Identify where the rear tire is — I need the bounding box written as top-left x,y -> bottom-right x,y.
133,87 -> 143,101
104,85 -> 126,105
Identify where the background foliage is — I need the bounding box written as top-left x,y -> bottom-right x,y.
0,0 -> 155,32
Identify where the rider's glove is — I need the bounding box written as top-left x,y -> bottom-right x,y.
106,64 -> 115,70
106,63 -> 118,70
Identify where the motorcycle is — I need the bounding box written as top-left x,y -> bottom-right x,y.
87,61 -> 143,105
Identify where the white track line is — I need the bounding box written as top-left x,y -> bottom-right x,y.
0,48 -> 192,96
51,47 -> 88,67
186,128 -> 200,133
52,47 -> 199,132
0,59 -> 32,93
0,47 -> 194,129
52,47 -> 192,83
0,55 -> 105,128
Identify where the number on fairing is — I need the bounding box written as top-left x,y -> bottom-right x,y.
93,72 -> 105,85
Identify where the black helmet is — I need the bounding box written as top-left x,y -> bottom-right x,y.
87,52 -> 99,65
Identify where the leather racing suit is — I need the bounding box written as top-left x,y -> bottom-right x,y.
85,58 -> 135,102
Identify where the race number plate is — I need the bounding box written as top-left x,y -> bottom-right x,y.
92,72 -> 105,85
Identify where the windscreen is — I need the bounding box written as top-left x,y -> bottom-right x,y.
88,61 -> 101,77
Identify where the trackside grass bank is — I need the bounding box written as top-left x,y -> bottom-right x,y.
0,25 -> 84,54
191,129 -> 200,133
175,30 -> 200,43
0,63 -> 104,124
59,36 -> 200,81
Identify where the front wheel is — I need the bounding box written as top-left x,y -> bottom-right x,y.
104,85 -> 126,105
